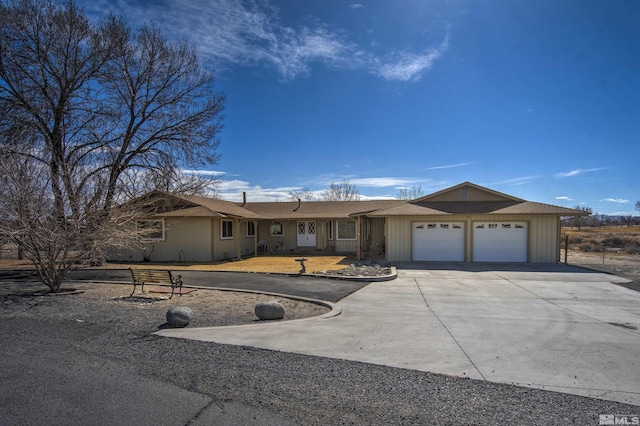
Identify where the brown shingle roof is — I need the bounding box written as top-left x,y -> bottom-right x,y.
243,200 -> 404,219
368,200 -> 590,216
180,195 -> 266,219
144,191 -> 267,219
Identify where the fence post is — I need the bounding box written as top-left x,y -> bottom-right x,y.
602,242 -> 606,264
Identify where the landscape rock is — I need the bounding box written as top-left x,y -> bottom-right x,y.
314,263 -> 392,277
166,306 -> 193,327
255,300 -> 285,320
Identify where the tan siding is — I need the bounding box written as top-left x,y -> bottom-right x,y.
386,217 -> 415,261
370,218 -> 385,251
212,218 -> 238,260
386,214 -> 560,263
108,217 -> 212,262
529,215 -> 559,262
335,240 -> 357,252
240,220 -> 258,257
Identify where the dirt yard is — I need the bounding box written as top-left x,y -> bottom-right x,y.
565,250 -> 640,292
0,281 -> 330,329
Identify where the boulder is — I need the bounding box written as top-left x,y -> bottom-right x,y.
166,306 -> 193,327
255,300 -> 285,320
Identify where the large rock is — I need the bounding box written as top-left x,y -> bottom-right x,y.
166,306 -> 193,327
255,301 -> 285,320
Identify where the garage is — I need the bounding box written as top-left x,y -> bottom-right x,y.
412,222 -> 465,261
473,222 -> 528,262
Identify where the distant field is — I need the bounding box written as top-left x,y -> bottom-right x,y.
563,226 -> 640,234
562,226 -> 640,254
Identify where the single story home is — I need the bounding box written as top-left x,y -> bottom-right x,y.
106,182 -> 587,264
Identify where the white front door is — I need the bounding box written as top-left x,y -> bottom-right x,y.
297,221 -> 317,247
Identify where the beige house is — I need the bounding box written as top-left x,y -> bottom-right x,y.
107,182 -> 586,264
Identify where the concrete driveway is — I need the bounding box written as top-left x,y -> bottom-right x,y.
157,263 -> 640,406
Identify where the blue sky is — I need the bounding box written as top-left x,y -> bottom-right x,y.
81,0 -> 639,215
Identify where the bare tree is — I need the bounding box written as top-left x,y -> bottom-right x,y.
319,180 -> 361,201
0,0 -> 224,292
569,205 -> 593,230
119,169 -> 222,199
288,186 -> 315,201
636,201 -> 640,214
396,185 -> 424,200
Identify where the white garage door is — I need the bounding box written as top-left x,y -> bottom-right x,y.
412,222 -> 465,261
473,222 -> 528,262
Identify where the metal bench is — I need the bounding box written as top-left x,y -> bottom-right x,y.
130,269 -> 183,299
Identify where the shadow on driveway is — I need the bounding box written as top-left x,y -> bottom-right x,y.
67,269 -> 367,303
393,261 -> 609,274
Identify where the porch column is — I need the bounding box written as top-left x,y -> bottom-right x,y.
235,219 -> 242,260
356,216 -> 361,260
253,221 -> 258,256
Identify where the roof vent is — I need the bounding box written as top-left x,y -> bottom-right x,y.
241,192 -> 247,206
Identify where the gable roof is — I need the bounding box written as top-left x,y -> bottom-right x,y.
368,183 -> 589,217
414,181 -> 524,202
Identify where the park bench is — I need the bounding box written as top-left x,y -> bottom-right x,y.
130,269 -> 183,299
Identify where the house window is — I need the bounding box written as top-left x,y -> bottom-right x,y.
327,221 -> 333,240
247,222 -> 255,237
221,220 -> 233,239
137,219 -> 165,241
337,220 -> 356,240
270,221 -> 283,236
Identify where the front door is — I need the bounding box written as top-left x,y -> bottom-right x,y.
297,221 -> 316,247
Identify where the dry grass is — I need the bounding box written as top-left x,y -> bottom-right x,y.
563,227 -> 640,255
0,255 -> 357,274
563,226 -> 640,234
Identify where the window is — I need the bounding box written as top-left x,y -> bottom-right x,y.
270,221 -> 283,236
327,221 -> 334,240
247,222 -> 255,237
337,220 -> 356,240
221,220 -> 233,239
137,219 -> 165,241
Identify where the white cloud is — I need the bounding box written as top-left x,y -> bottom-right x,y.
182,169 -> 225,177
484,176 -> 541,186
554,168 -> 606,179
555,196 -> 573,201
423,162 -> 471,170
348,177 -> 423,188
602,198 -> 630,204
376,34 -> 449,82
87,0 -> 447,81
610,211 -> 638,217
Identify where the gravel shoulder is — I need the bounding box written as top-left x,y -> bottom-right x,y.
2,277 -> 639,424
566,251 -> 640,292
